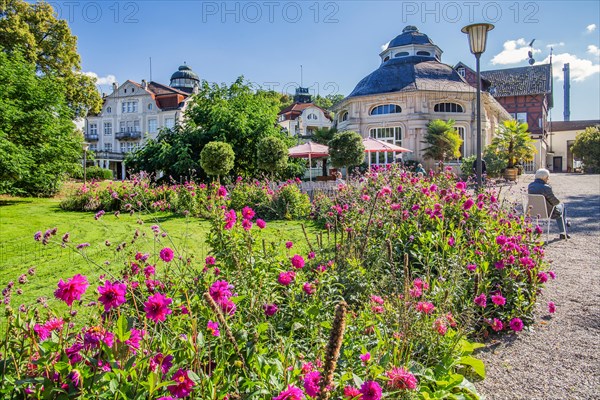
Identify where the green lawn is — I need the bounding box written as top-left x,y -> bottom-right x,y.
0,196 -> 318,305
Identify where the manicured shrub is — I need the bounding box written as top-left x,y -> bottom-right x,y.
200,141 -> 235,178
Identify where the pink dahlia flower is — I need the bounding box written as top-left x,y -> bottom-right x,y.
97,281 -> 127,312
167,369 -> 195,398
54,274 -> 89,306
144,292 -> 173,322
386,366 -> 418,390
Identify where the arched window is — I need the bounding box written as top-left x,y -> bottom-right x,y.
369,126 -> 402,165
383,56 -> 390,62
434,103 -> 464,113
106,107 -> 112,113
370,104 -> 402,115
339,111 -> 348,122
416,51 -> 431,56
148,103 -> 153,111
307,113 -> 318,120
395,51 -> 409,57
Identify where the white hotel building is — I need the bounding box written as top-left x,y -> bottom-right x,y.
85,65 -> 199,179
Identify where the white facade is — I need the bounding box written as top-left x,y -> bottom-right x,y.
85,80 -> 189,179
278,104 -> 333,137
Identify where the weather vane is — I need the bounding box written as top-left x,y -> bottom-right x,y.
527,39 -> 536,65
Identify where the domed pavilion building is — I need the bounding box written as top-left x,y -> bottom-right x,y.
333,26 -> 510,167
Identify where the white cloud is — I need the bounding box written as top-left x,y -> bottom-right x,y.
546,42 -> 565,49
586,24 -> 597,33
491,38 -> 541,65
83,71 -> 117,86
588,45 -> 600,57
543,53 -> 600,82
381,41 -> 390,51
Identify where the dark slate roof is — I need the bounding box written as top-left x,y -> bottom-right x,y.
170,64 -> 199,81
348,56 -> 474,98
480,64 -> 552,97
550,120 -> 600,132
387,26 -> 434,48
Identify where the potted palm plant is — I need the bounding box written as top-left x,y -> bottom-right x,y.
488,120 -> 536,181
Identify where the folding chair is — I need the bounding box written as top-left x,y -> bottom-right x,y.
526,194 -> 566,241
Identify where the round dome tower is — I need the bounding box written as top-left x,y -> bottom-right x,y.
170,64 -> 200,93
380,26 -> 442,63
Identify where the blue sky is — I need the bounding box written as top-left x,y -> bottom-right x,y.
57,0 -> 600,120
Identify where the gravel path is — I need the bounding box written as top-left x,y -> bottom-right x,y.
475,174 -> 600,400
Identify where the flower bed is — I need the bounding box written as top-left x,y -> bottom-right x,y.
2,167 -> 554,399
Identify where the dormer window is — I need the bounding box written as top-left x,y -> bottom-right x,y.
107,107 -> 112,113
416,51 -> 431,56
370,104 -> 402,115
384,56 -> 390,62
434,103 -> 464,113
395,52 -> 409,58
457,67 -> 466,77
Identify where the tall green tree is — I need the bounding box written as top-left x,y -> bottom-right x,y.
329,131 -> 365,171
312,127 -> 337,145
487,120 -> 535,168
0,50 -> 81,196
257,136 -> 288,176
184,77 -> 291,177
313,94 -> 345,110
422,119 -> 463,162
571,126 -> 600,173
0,0 -> 101,116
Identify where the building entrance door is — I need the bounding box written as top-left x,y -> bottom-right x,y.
553,157 -> 562,173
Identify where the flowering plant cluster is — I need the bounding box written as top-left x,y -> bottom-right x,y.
59,175 -> 310,221
1,168 -> 554,399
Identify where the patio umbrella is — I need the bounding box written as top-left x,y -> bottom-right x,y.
362,137 -> 412,169
288,142 -> 329,181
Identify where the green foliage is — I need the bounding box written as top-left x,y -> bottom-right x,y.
329,131 -> 365,169
460,155 -> 476,178
257,136 -> 288,175
185,77 -> 289,178
487,120 -> 535,168
200,141 -> 235,178
571,126 -> 600,173
312,127 -> 337,145
483,150 -> 508,177
0,0 -> 102,116
70,166 -> 113,181
272,183 -> 311,220
422,119 -> 463,161
313,94 -> 345,110
0,50 -> 81,196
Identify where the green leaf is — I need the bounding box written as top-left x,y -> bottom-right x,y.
458,356 -> 486,379
256,322 -> 269,334
115,314 -> 130,342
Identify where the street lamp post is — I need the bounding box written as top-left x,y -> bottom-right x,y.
462,23 -> 494,190
82,142 -> 90,185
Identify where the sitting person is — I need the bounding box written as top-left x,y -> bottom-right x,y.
527,168 -> 570,239
335,171 -> 345,185
415,163 -> 426,174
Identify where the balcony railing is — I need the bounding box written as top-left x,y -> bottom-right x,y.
94,151 -> 125,161
116,131 -> 142,140
85,134 -> 99,141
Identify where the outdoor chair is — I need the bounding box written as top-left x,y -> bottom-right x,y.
525,194 -> 566,242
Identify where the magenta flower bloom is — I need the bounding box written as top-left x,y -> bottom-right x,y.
256,219 -> 266,229
278,271 -> 296,286
207,320 -> 220,337
447,237 -> 455,247
303,371 -> 321,398
285,241 -> 294,249
144,265 -> 156,278
489,318 -> 503,332
496,235 -> 507,245
537,271 -> 549,283
548,302 -> 556,313
159,247 -> 174,262
69,369 -> 82,386
462,199 -> 474,210
370,295 -> 384,304
98,281 -> 127,312
217,186 -> 228,197
205,256 -> 216,265
124,328 -> 144,354
167,369 -> 195,398
273,385 -> 305,400
303,282 -> 316,295
219,298 -> 237,316
466,264 -> 477,272
264,303 -> 279,316
150,353 -> 173,375
242,206 -> 255,220
291,255 -> 305,269
343,386 -> 361,398
242,219 -> 253,230
144,292 -> 173,322
548,270 -> 556,279
509,317 -> 524,332
360,352 -> 371,365
386,366 -> 418,390
209,280 -> 233,303
416,301 -> 435,314
83,326 -> 114,350
359,380 -> 382,400
224,209 -> 237,230
474,294 -> 487,308
54,274 -> 89,306
34,231 -> 42,241
491,294 -> 506,306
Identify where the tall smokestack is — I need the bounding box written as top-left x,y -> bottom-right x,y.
563,63 -> 570,121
